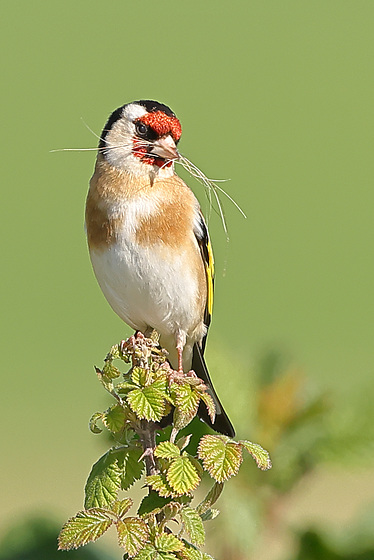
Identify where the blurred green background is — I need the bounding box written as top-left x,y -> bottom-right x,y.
2,1 -> 374,559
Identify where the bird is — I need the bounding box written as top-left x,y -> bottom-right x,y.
85,99 -> 235,438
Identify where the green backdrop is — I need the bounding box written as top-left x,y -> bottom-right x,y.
1,0 -> 374,555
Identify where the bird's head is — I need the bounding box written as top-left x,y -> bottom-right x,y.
98,100 -> 182,177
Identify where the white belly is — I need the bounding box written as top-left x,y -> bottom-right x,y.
89,238 -> 203,356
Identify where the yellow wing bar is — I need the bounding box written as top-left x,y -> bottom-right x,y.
195,212 -> 215,330
205,238 -> 214,318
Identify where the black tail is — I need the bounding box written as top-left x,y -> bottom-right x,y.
192,343 -> 235,438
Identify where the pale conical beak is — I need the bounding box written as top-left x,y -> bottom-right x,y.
151,135 -> 179,160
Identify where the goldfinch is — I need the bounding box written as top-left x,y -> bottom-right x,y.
85,100 -> 235,438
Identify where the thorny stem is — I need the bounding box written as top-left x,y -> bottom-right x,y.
121,331 -> 163,478
138,420 -> 158,477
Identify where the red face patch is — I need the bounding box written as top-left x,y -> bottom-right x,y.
138,111 -> 182,141
132,140 -> 173,168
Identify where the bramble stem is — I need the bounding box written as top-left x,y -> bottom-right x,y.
138,420 -> 158,476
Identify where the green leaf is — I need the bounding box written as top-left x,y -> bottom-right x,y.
199,392 -> 215,423
95,366 -> 114,393
162,501 -> 182,521
106,344 -> 121,360
89,412 -> 103,434
239,440 -> 272,471
202,555 -> 216,560
155,441 -> 181,460
132,544 -> 158,560
166,455 -> 200,495
196,482 -> 224,515
103,403 -> 127,432
111,498 -> 133,519
138,491 -> 172,516
58,508 -> 112,550
186,455 -> 204,478
116,517 -> 149,556
173,384 -> 200,417
155,533 -> 184,553
117,381 -> 140,393
84,450 -> 122,509
179,544 -> 204,560
146,474 -> 175,498
200,509 -> 220,521
127,386 -> 166,422
119,446 -> 145,491
131,367 -> 148,386
173,408 -> 195,432
176,435 -> 192,451
180,507 -> 205,546
85,446 -> 144,509
151,375 -> 168,393
197,435 -> 243,482
102,361 -> 122,379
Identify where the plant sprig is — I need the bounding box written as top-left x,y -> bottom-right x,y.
58,333 -> 271,558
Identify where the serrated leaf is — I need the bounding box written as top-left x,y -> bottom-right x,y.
150,375 -> 174,404
107,344 -> 121,360
239,440 -> 272,471
132,544 -> 158,560
103,361 -> 122,379
89,412 -> 103,434
197,435 -> 243,482
116,517 -> 149,556
111,498 -> 133,519
95,367 -> 114,392
151,375 -> 168,391
155,533 -> 184,553
196,482 -> 224,515
103,403 -> 127,432
166,456 -> 200,495
180,507 -> 205,546
58,508 -> 112,550
138,491 -> 171,516
119,446 -> 145,491
202,555 -> 216,560
179,543 -> 203,560
186,455 -> 204,478
182,376 -> 205,387
174,384 -> 200,417
117,381 -> 140,393
85,450 -> 122,509
176,435 -> 192,451
127,386 -> 166,422
131,367 -> 148,386
199,392 -> 215,423
155,441 -> 181,460
200,509 -> 220,521
173,408 -> 194,432
146,474 -> 175,498
162,501 -> 182,521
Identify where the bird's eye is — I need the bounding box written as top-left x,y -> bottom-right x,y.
135,122 -> 148,136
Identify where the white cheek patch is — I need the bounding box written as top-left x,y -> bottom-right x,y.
104,102 -> 147,159
104,117 -> 140,171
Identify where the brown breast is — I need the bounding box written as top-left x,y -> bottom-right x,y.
86,155 -> 197,251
